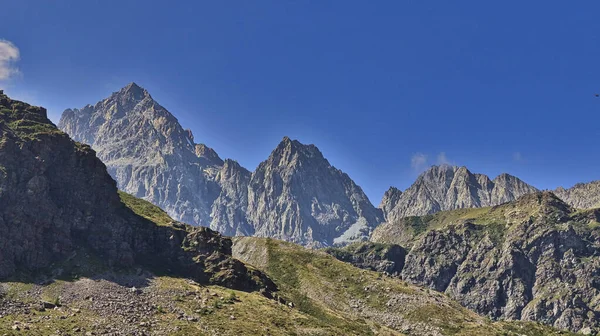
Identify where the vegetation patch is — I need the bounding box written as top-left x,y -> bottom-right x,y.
118,191 -> 174,226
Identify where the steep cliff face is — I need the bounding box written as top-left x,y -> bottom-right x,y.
246,137 -> 382,247
59,84 -> 382,247
58,83 -> 220,227
0,91 -> 269,291
554,180 -> 600,209
367,192 -> 600,333
380,165 -> 539,222
210,159 -> 253,237
324,242 -> 406,275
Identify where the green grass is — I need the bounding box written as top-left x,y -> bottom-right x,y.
118,191 -> 174,226
7,119 -> 63,140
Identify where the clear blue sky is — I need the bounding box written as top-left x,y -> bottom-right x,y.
1,1 -> 599,204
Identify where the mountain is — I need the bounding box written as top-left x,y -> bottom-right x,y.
0,91 -> 583,335
330,192 -> 600,333
210,159 -> 254,236
0,90 -> 269,288
58,83 -> 221,227
59,84 -> 381,247
231,237 -> 573,336
246,137 -> 383,247
380,165 -> 539,222
554,180 -> 600,209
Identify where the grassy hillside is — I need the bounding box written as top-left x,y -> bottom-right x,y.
118,190 -> 175,227
0,191 -> 582,335
232,237 -> 576,336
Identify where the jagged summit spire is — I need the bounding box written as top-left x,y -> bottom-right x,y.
271,136 -> 325,163
380,165 -> 539,222
116,82 -> 151,101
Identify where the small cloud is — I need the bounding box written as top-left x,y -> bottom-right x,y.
411,153 -> 428,172
513,152 -> 523,162
0,40 -> 20,81
437,152 -> 452,166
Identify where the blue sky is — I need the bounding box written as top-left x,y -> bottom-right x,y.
1,1 -> 599,204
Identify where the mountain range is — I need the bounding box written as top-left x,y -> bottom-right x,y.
58,83 -> 600,248
1,89 -> 579,335
58,83 -> 381,247
379,165 -> 540,223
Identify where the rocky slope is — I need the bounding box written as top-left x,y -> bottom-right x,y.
58,83 -> 223,227
554,180 -> 600,209
59,84 -> 382,247
336,192 -> 600,334
232,237 -> 575,336
0,91 -> 269,291
380,165 -> 539,222
324,242 -> 406,275
246,137 -> 383,247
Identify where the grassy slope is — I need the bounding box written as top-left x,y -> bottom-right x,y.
233,237 -> 576,336
118,191 -> 174,226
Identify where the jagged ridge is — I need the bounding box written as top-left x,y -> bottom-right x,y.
380,165 -> 539,222
59,85 -> 383,247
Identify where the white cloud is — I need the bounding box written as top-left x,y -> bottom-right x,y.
437,152 -> 452,165
411,153 -> 428,172
0,40 -> 20,81
513,152 -> 523,162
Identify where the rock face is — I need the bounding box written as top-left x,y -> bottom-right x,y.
247,137 -> 383,247
58,83 -> 222,227
210,159 -> 253,237
0,92 -> 270,291
59,84 -> 381,247
324,242 -> 406,275
380,165 -> 539,222
554,181 -> 600,209
368,192 -> 600,333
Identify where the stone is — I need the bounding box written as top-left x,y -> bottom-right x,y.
379,165 -> 538,223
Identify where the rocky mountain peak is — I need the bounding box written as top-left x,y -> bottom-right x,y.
493,172 -> 516,183
553,180 -> 600,209
382,186 -> 402,200
248,138 -> 382,247
59,84 -> 221,226
379,187 -> 403,213
118,82 -> 150,101
268,137 -> 326,172
196,143 -> 224,167
380,165 -> 539,222
221,159 -> 247,174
